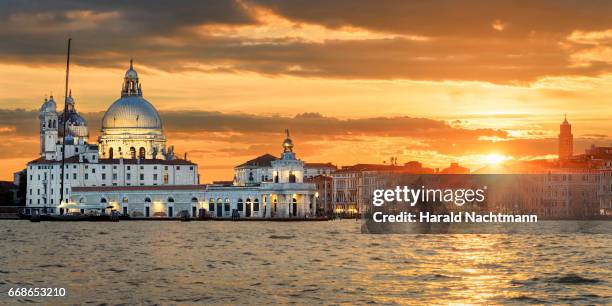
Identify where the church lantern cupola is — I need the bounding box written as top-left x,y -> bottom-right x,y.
121,59 -> 142,97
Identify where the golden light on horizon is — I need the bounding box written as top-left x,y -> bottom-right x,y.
483,153 -> 510,166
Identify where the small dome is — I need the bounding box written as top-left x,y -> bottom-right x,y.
40,97 -> 57,113
125,68 -> 138,79
125,59 -> 138,79
283,137 -> 294,152
101,96 -> 162,130
59,111 -> 88,138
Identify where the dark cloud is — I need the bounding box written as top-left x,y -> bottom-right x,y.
0,108 -> 505,139
1,1 -> 612,82
252,0 -> 612,37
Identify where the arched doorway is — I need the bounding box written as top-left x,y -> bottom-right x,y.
237,198 -> 243,216
168,197 -> 174,217
139,147 -> 146,159
253,198 -> 259,216
144,197 -> 151,217
191,197 -> 198,217
208,198 -> 215,216
216,198 -> 223,217
245,198 -> 252,217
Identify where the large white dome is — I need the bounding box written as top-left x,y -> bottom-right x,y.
101,96 -> 162,130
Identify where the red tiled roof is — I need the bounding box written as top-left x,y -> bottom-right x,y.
305,162 -> 337,169
236,154 -> 277,167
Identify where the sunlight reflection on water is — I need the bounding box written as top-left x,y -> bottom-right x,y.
0,220 -> 609,304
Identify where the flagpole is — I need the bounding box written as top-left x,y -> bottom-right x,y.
59,38 -> 71,209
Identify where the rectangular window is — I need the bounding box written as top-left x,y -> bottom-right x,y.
153,174 -> 158,180
127,173 -> 131,180
190,166 -> 193,170
85,173 -> 88,180
102,173 -> 106,180
127,166 -> 131,170
176,166 -> 181,170
73,173 -> 77,180
112,173 -> 117,180
140,166 -> 144,170
140,174 -> 144,180
92,168 -> 96,173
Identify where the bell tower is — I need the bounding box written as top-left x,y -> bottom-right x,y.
558,114 -> 573,161
39,95 -> 58,159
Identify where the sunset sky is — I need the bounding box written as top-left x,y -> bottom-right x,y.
2,0 -> 612,182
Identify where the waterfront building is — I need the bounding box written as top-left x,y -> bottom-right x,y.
25,62 -> 197,212
23,60 -> 317,218
304,175 -> 333,216
234,148 -> 336,186
72,131 -> 317,218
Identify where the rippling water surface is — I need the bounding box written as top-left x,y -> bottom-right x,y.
0,220 -> 610,304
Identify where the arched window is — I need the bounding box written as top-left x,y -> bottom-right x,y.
100,198 -> 107,204
224,198 -> 230,212
168,197 -> 175,203
289,171 -> 296,183
79,197 -> 85,203
109,147 -> 114,159
139,147 -> 145,159
130,147 -> 136,159
248,172 -> 254,182
145,197 -> 151,203
122,197 -> 129,203
191,197 -> 198,203
209,198 -> 215,211
237,198 -> 243,212
254,198 -> 260,212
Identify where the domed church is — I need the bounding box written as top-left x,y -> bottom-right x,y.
23,59 -> 320,219
98,60 -> 168,160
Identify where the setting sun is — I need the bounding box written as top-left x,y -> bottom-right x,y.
483,153 -> 509,165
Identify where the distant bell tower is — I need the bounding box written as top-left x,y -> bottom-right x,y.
39,95 -> 59,159
558,114 -> 573,160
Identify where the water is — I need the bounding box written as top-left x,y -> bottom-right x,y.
0,220 -> 609,304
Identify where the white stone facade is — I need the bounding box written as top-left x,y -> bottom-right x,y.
25,60 -> 317,218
